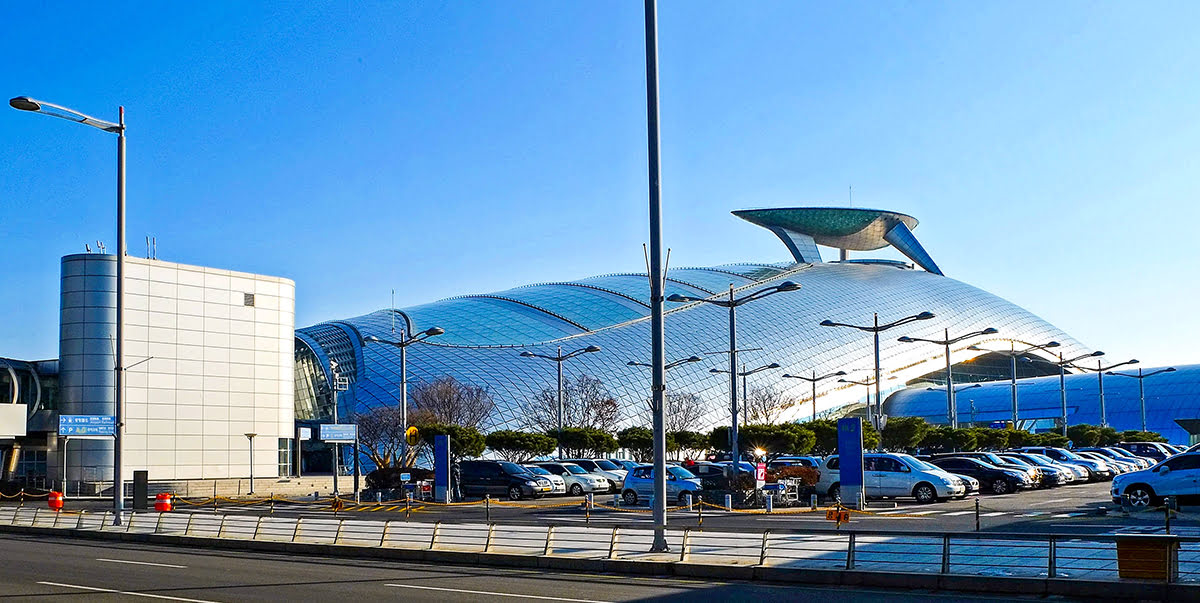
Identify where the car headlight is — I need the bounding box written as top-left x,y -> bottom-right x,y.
525,480 -> 538,486
940,477 -> 956,486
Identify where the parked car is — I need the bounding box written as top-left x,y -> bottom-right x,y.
1017,451 -> 1088,482
523,465 -> 566,495
816,452 -> 966,504
562,458 -> 627,492
680,461 -> 730,489
1077,447 -> 1152,471
536,462 -> 609,496
926,457 -> 1033,494
930,452 -> 1042,486
999,454 -> 1070,486
1112,452 -> 1200,508
607,459 -> 641,472
1106,446 -> 1158,469
621,464 -> 702,506
770,455 -> 822,469
459,460 -> 552,500
1117,442 -> 1176,463
1075,450 -> 1134,474
1019,447 -> 1113,481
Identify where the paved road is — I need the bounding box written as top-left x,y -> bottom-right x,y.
0,532 -> 1082,601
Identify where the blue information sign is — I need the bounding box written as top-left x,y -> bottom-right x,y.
58,415 -> 115,437
319,424 -> 357,442
434,434 -> 450,503
837,417 -> 864,488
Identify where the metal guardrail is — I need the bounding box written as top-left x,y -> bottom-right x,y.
3,506 -> 1196,584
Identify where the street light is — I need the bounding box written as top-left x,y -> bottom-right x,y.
924,383 -> 982,425
968,340 -> 1060,429
781,370 -> 847,422
710,362 -> 781,421
12,96 -> 127,525
1105,367 -> 1171,432
820,311 -> 935,430
245,433 -> 257,495
1049,351 -> 1105,436
519,345 -> 602,458
1070,358 -> 1138,428
898,327 -> 998,428
838,377 -> 880,429
362,324 -> 445,465
667,281 -> 801,482
627,356 -> 702,371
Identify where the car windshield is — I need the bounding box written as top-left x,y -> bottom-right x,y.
1027,454 -> 1057,466
894,454 -> 938,472
564,464 -> 588,475
1059,450 -> 1086,461
594,460 -> 620,471
979,453 -> 1008,466
668,466 -> 697,480
1002,456 -> 1032,468
500,462 -> 528,475
525,466 -> 550,476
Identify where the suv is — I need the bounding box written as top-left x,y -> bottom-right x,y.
621,464 -> 701,506
816,453 -> 966,504
927,456 -> 1033,494
1019,447 -> 1113,481
563,459 -> 627,492
1112,452 -> 1200,508
459,460 -> 552,501
536,462 -> 609,496
1117,442 -> 1176,463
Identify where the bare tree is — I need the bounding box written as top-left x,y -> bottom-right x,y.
644,391 -> 706,433
354,405 -> 405,468
409,376 -> 495,428
521,374 -> 619,432
743,385 -> 787,425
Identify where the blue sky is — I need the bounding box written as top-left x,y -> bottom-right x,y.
2,2 -> 1198,366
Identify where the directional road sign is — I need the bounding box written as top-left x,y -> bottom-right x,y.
58,415 -> 115,437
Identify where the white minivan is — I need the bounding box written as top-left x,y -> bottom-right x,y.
817,452 -> 966,504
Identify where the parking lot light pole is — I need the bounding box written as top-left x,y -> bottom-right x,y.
667,281 -> 800,483
1105,366 -> 1173,432
839,377 -> 877,429
820,312 -> 935,431
1071,358 -> 1138,428
627,356 -> 702,372
969,340 -> 1060,429
520,345 -> 602,459
362,324 -> 445,465
11,96 -> 127,525
924,384 -> 982,425
245,433 -> 257,494
711,363 -> 781,424
1049,351 -> 1105,435
898,327 -> 998,428
782,370 -> 847,421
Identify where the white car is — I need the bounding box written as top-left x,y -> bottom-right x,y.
563,459 -> 627,492
536,462 -> 609,495
816,452 -> 966,504
1112,452 -> 1200,508
523,465 -> 566,495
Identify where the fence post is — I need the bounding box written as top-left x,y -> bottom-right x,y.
333,519 -> 345,544
697,498 -> 703,530
845,532 -> 856,570
1165,499 -> 1172,534
759,530 -> 771,565
155,512 -> 165,533
75,510 -> 86,530
484,523 -> 495,552
765,494 -> 773,514
974,498 -> 980,532
608,526 -> 620,559
101,510 -> 111,529
380,520 -> 391,547
31,508 -> 40,527
724,494 -> 732,511
1047,536 -> 1056,578
543,525 -> 556,556
429,521 -> 442,550
125,512 -> 135,533
406,494 -> 412,522
270,494 -> 275,516
52,510 -> 62,529
19,489 -> 24,507
252,516 -> 265,540
585,494 -> 591,526
679,528 -> 690,562
291,518 -> 303,543
940,535 -> 951,574
216,514 -> 228,538
184,513 -> 195,536
485,494 -> 491,523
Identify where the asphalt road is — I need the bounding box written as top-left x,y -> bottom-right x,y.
0,532 -> 1084,602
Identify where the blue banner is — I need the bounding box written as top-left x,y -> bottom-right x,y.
434,434 -> 450,503
58,415 -> 115,436
837,417 -> 864,488
319,424 -> 357,442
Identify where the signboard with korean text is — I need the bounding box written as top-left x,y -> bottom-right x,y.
837,417 -> 865,508
319,423 -> 357,443
58,415 -> 115,437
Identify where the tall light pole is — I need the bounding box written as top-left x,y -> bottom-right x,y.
839,377 -> 878,430
668,281 -> 801,485
11,96 -> 127,524
924,384 -> 982,425
710,363 -> 781,425
820,312 -> 935,430
627,356 -> 702,372
362,323 -> 445,466
1049,351 -> 1105,436
1071,358 -> 1138,428
969,340 -> 1060,429
245,433 -> 257,495
519,345 -> 602,459
1106,367 -> 1175,432
898,327 -> 998,428
782,370 -> 847,422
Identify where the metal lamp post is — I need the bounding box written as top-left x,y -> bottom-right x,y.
245,433 -> 257,495
1070,358 -> 1138,428
781,370 -> 847,422
838,377 -> 879,430
519,345 -> 602,459
1105,366 -> 1172,432
710,362 -> 781,426
361,324 -> 445,465
627,356 -> 702,372
667,281 -> 801,484
11,96 -> 127,525
924,384 -> 981,425
898,327 -> 998,428
820,312 -> 935,431
1049,351 -> 1105,435
969,340 -> 1060,429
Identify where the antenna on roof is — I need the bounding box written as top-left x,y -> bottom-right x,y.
849,185 -> 853,208
97,241 -> 105,254
152,237 -> 157,260
85,243 -> 92,253
146,236 -> 150,258
391,289 -> 395,335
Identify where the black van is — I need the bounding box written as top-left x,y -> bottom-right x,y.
459,460 -> 552,500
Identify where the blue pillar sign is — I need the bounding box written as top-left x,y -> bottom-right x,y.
434,434 -> 450,503
837,417 -> 865,509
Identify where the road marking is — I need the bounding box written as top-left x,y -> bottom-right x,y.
1019,512 -> 1048,517
875,509 -> 915,515
1029,498 -> 1071,506
902,510 -> 943,516
982,512 -> 1007,517
942,511 -> 974,516
37,582 -> 218,603
97,558 -> 188,569
385,583 -> 612,602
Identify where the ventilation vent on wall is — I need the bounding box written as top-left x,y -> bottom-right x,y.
244,293 -> 255,307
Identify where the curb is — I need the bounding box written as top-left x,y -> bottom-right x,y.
3,524 -> 1196,601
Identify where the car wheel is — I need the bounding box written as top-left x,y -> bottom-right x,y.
508,486 -> 523,501
913,483 -> 937,504
992,479 -> 1010,495
1125,485 -> 1158,509
569,484 -> 583,496
828,484 -> 841,504
622,490 -> 638,506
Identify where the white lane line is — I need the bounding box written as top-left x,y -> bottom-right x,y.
97,558 -> 188,569
386,583 -> 612,602
982,512 -> 1007,517
903,510 -> 943,516
1029,498 -> 1071,507
874,509 -> 914,515
37,582 -> 218,603
941,511 -> 974,516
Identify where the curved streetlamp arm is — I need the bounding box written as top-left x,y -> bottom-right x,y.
10,96 -> 122,133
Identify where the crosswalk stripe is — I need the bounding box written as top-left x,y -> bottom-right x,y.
903,510 -> 943,516
942,511 -> 974,516
982,512 -> 1006,517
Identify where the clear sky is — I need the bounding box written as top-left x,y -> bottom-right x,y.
3,2 -> 1198,367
